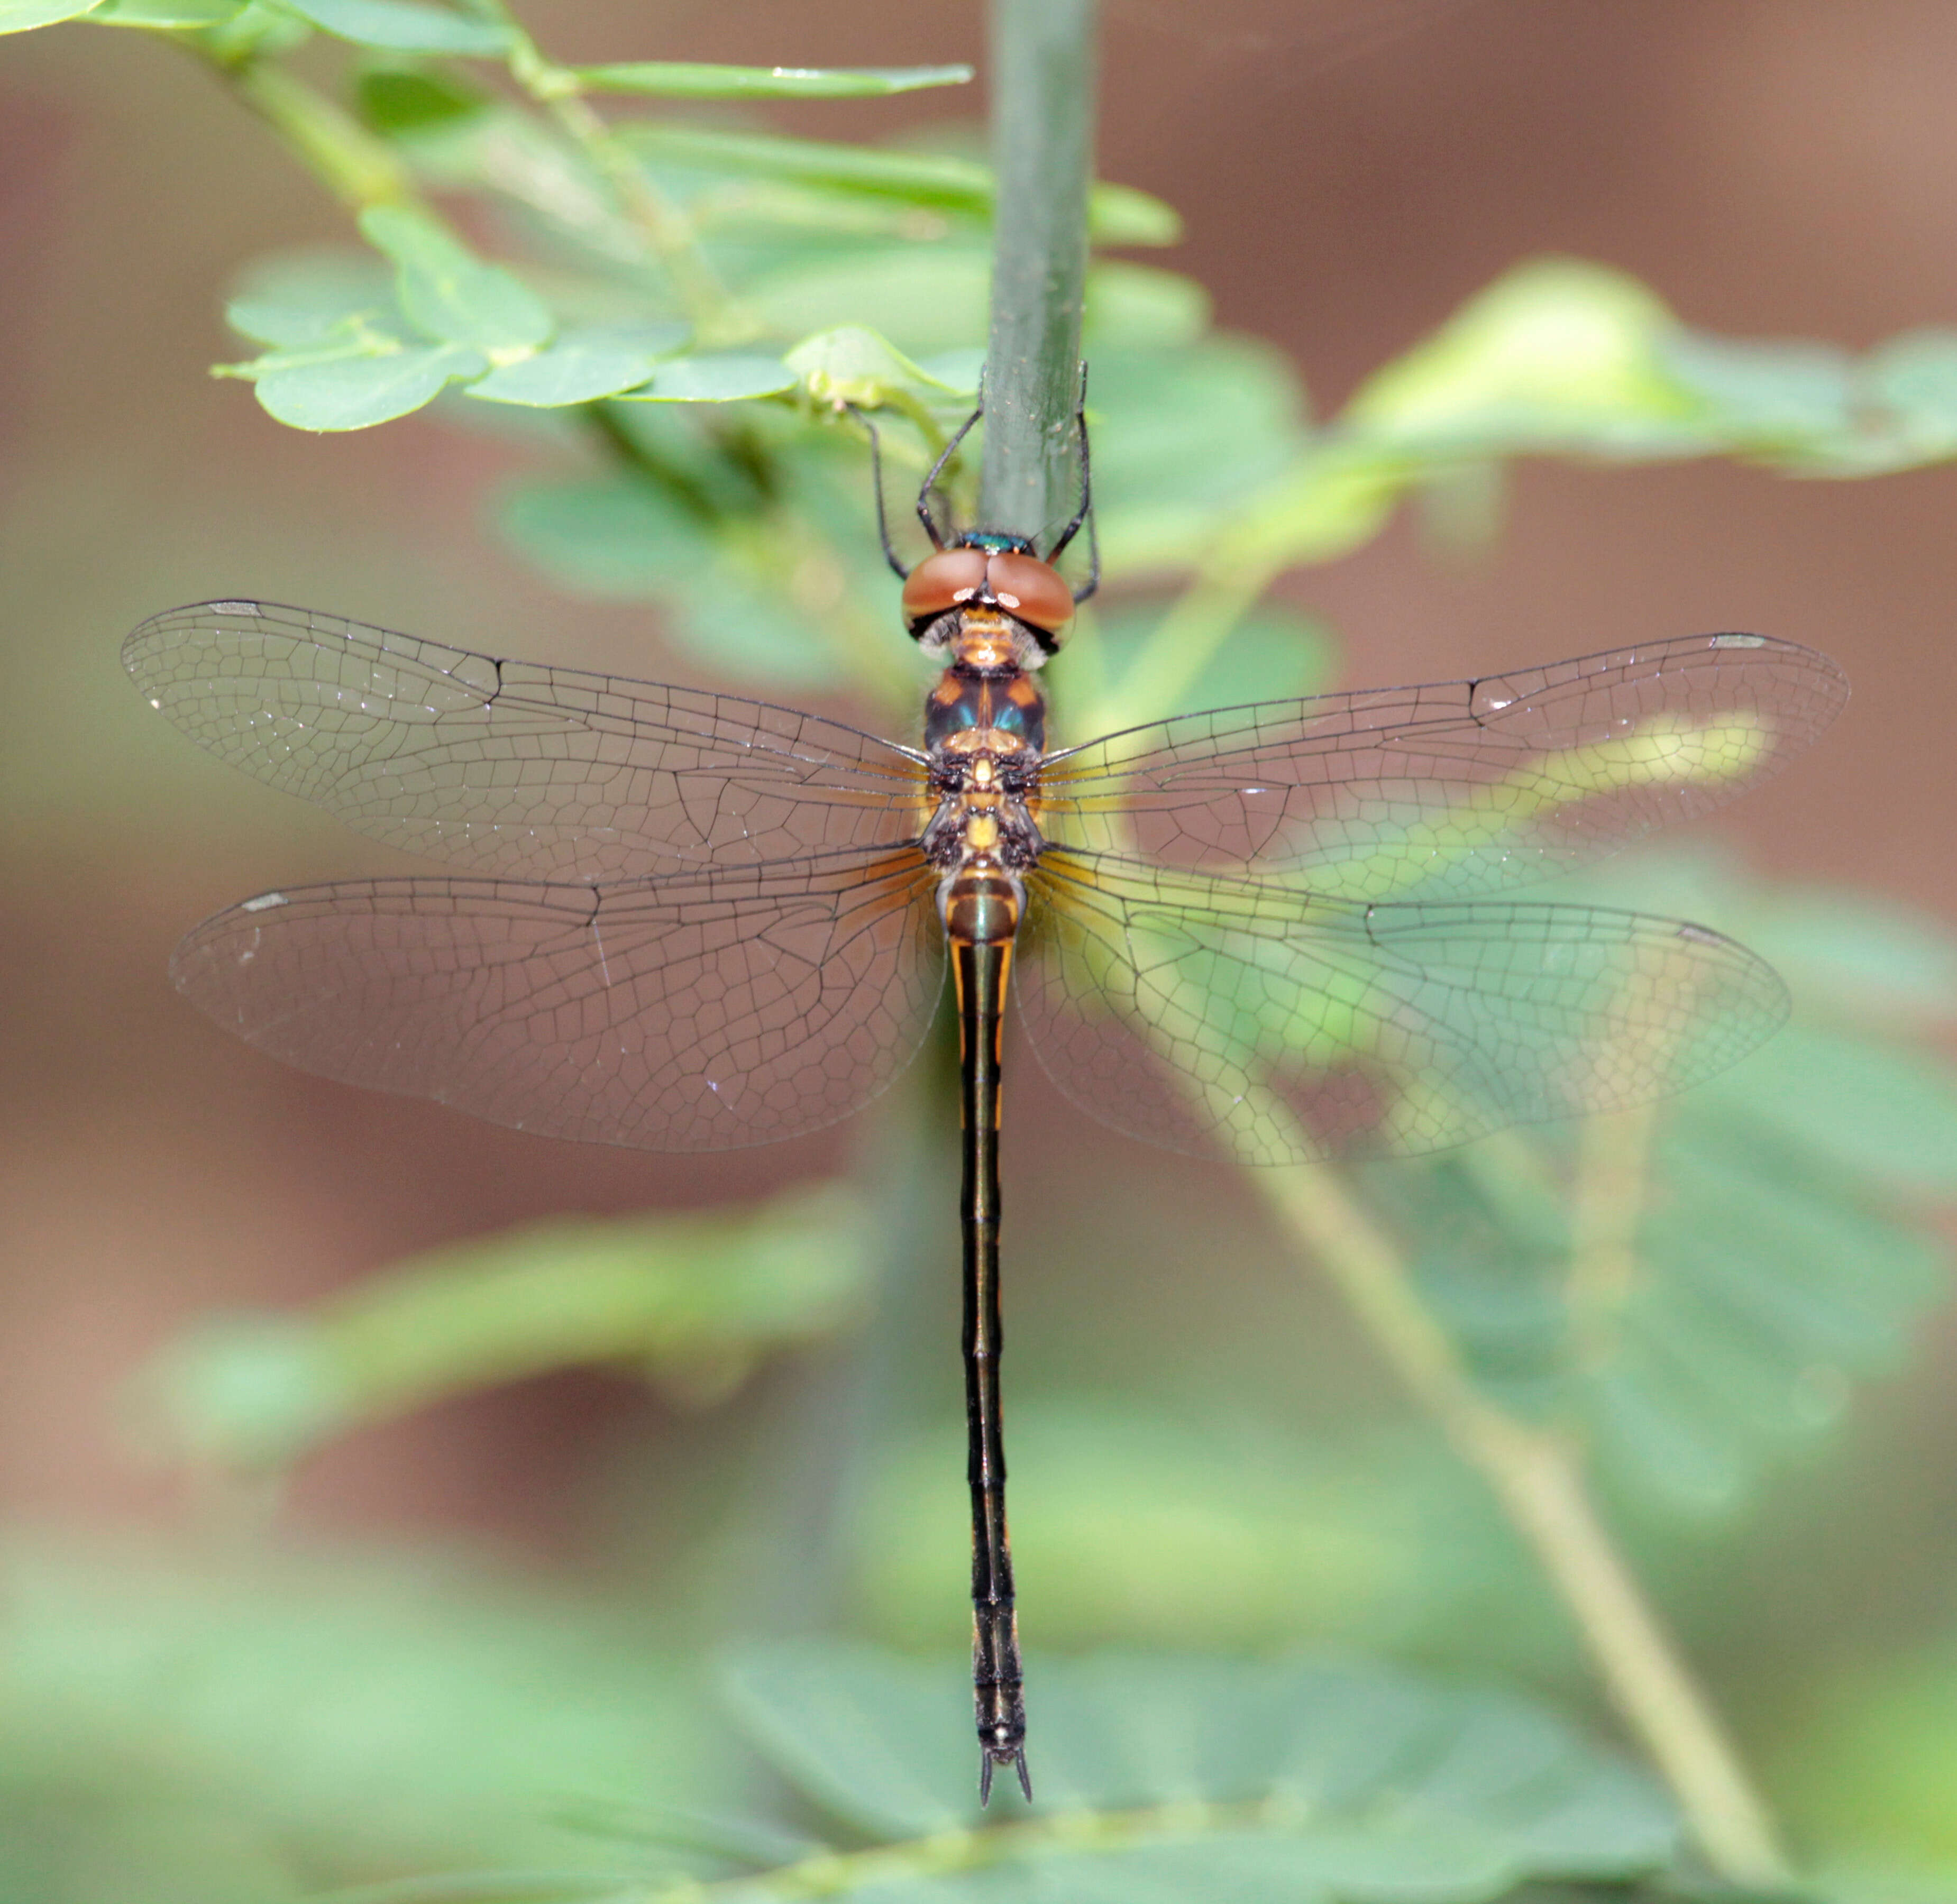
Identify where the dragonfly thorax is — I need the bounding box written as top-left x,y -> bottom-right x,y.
924,664 -> 1046,756
921,662 -> 1046,908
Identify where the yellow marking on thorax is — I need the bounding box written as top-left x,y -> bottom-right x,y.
952,618 -> 1018,672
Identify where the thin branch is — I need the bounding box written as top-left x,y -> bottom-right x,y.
477,4 -> 745,344
1250,1155 -> 1792,1888
207,59 -> 420,212
1568,1103 -> 1659,1367
977,0 -> 1096,542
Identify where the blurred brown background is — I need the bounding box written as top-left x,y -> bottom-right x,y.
2,0 -> 1954,1810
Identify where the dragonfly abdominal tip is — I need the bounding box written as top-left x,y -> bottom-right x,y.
978,1745 -> 1034,1806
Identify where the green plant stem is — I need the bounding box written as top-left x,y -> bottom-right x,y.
210,59 -> 419,210
480,5 -> 744,344
1096,442 -> 1407,729
1090,551 -> 1273,734
1568,1103 -> 1659,1366
1251,1156 -> 1792,1889
977,0 -> 1096,541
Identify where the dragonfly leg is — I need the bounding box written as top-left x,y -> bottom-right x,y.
919,399 -> 984,550
848,402 -> 911,582
1043,362 -> 1098,606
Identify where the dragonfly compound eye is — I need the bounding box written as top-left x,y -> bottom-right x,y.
983,551 -> 1074,646
903,548 -> 991,633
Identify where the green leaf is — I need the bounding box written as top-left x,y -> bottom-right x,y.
858,1403 -> 1551,1666
1653,1197 -> 1934,1399
1662,331 -> 1859,450
785,325 -> 965,407
1706,1023 -> 1957,1194
745,251 -> 1205,360
225,246 -> 398,346
497,474 -> 838,686
145,1183 -> 868,1467
1344,258 -> 1707,455
1813,1865 -> 1957,1904
1866,328 -> 1957,452
358,204 -> 553,351
723,1645 -> 1677,1889
1779,1640 -> 1957,1870
1086,261 -> 1211,346
625,123 -> 1181,245
1588,1360 -> 1750,1517
0,0 -> 101,30
277,0 -> 508,54
251,340 -> 485,429
1395,852 -> 1957,1518
0,1535 -> 722,1878
465,325 -> 684,406
499,474 -> 703,595
354,63 -> 491,134
88,0 -> 243,23
1085,338 -> 1311,573
1210,438 -> 1411,575
1090,604 -> 1334,715
573,61 -> 973,99
1751,890 -> 1957,1020
915,347 -> 984,395
746,245 -> 992,355
612,353 -> 795,402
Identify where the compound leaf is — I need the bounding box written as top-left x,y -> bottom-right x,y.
248,340 -> 484,428
723,1644 -> 1676,1893
359,204 -> 554,351
573,61 -> 972,99
278,0 -> 509,53
0,0 -> 100,26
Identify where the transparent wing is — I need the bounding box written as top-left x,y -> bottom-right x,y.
1017,848 -> 1787,1165
126,601 -> 928,880
172,849 -> 945,1151
1039,634 -> 1847,900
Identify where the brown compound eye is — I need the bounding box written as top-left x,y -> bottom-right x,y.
902,547 -> 990,626
984,550 -> 1075,643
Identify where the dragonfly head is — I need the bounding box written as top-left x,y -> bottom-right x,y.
903,538 -> 1073,670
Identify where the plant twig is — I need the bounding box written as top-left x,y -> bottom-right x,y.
1251,1155 -> 1792,1888
477,3 -> 745,344
207,59 -> 420,212
1568,1104 -> 1659,1366
977,0 -> 1096,542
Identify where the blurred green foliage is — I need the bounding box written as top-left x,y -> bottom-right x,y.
8,2 -> 1957,1900
147,1183 -> 871,1469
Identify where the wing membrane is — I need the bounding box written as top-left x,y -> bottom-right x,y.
127,601 -> 927,880
172,849 -> 945,1150
1018,847 -> 1787,1164
1039,634 -> 1846,900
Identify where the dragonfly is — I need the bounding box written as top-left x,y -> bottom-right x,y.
125,408 -> 1847,1802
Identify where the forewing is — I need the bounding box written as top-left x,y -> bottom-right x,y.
1039,634 -> 1846,900
172,850 -> 945,1151
1017,849 -> 1787,1165
127,601 -> 926,880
